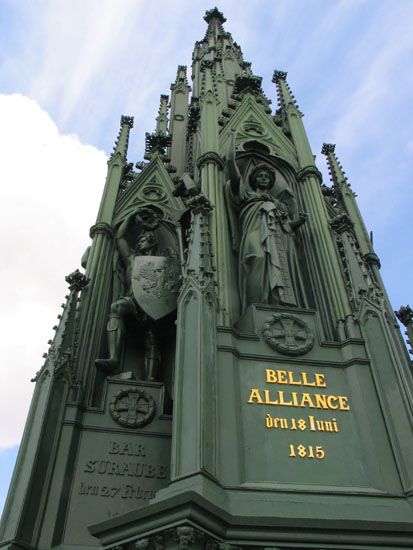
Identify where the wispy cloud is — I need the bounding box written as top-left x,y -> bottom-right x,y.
332,7 -> 413,150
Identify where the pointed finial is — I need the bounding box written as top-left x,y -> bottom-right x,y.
395,305 -> 413,355
144,96 -> 172,159
272,70 -> 300,111
321,143 -> 350,188
111,114 -> 134,160
185,194 -> 215,280
321,143 -> 336,155
395,305 -> 413,327
242,62 -> 253,76
155,94 -> 169,134
175,65 -> 189,85
272,70 -> 288,82
120,115 -> 134,128
204,7 -> 226,24
65,269 -> 89,291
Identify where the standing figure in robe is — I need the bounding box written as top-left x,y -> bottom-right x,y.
226,130 -> 307,312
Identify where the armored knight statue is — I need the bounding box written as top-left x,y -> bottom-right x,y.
95,206 -> 179,380
226,130 -> 307,312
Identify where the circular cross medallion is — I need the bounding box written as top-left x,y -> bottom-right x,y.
262,313 -> 314,356
109,388 -> 156,428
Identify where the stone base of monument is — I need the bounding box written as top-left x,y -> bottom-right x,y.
89,304 -> 413,549
89,477 -> 413,548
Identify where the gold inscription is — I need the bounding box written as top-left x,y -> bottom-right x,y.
249,369 -> 351,459
289,444 -> 325,459
266,414 -> 339,433
247,388 -> 351,411
265,369 -> 327,388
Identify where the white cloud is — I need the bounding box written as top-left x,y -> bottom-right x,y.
0,93 -> 107,450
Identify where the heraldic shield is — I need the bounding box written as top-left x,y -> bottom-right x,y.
131,255 -> 181,321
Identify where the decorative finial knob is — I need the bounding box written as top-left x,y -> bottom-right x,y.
204,7 -> 227,24
65,269 -> 89,291
272,70 -> 288,83
120,115 -> 134,128
321,143 -> 336,155
395,305 -> 413,327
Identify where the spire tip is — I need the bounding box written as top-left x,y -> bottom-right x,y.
321,143 -> 336,155
204,7 -> 226,24
120,115 -> 134,129
272,70 -> 288,83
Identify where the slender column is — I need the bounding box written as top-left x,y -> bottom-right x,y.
273,71 -> 351,330
171,195 -> 217,480
169,66 -> 190,176
199,86 -> 231,324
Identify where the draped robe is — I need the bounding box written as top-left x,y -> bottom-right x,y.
226,181 -> 306,313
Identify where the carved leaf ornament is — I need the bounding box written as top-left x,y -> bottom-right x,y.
263,313 -> 314,356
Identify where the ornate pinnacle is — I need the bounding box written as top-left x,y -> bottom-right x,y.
396,305 -> 413,355
242,61 -> 253,76
155,94 -> 169,134
321,143 -> 350,188
395,305 -> 413,327
65,269 -> 89,291
272,70 -> 288,83
172,65 -> 189,87
321,143 -> 336,155
330,212 -> 354,234
272,70 -> 300,112
185,194 -> 215,280
234,73 -> 262,93
144,132 -> 172,158
144,95 -> 172,159
204,7 -> 226,24
120,115 -> 134,128
110,114 -> 134,160
187,194 -> 214,214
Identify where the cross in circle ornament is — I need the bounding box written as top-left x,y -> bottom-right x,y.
262,313 -> 314,356
109,388 -> 156,428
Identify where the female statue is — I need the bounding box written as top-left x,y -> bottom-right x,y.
226,130 -> 307,312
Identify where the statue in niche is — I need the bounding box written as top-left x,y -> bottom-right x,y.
226,130 -> 308,313
95,207 -> 180,379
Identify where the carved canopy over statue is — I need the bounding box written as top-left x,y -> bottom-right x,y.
225,130 -> 308,313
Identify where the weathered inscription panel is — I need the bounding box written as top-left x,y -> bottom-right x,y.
64,430 -> 170,545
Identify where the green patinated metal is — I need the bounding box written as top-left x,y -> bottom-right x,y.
2,7 -> 413,550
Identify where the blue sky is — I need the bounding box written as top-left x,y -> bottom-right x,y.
1,0 -> 412,514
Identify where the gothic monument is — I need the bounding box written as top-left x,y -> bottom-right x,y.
2,8 -> 413,550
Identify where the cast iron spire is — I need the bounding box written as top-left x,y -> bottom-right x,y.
110,114 -> 134,161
